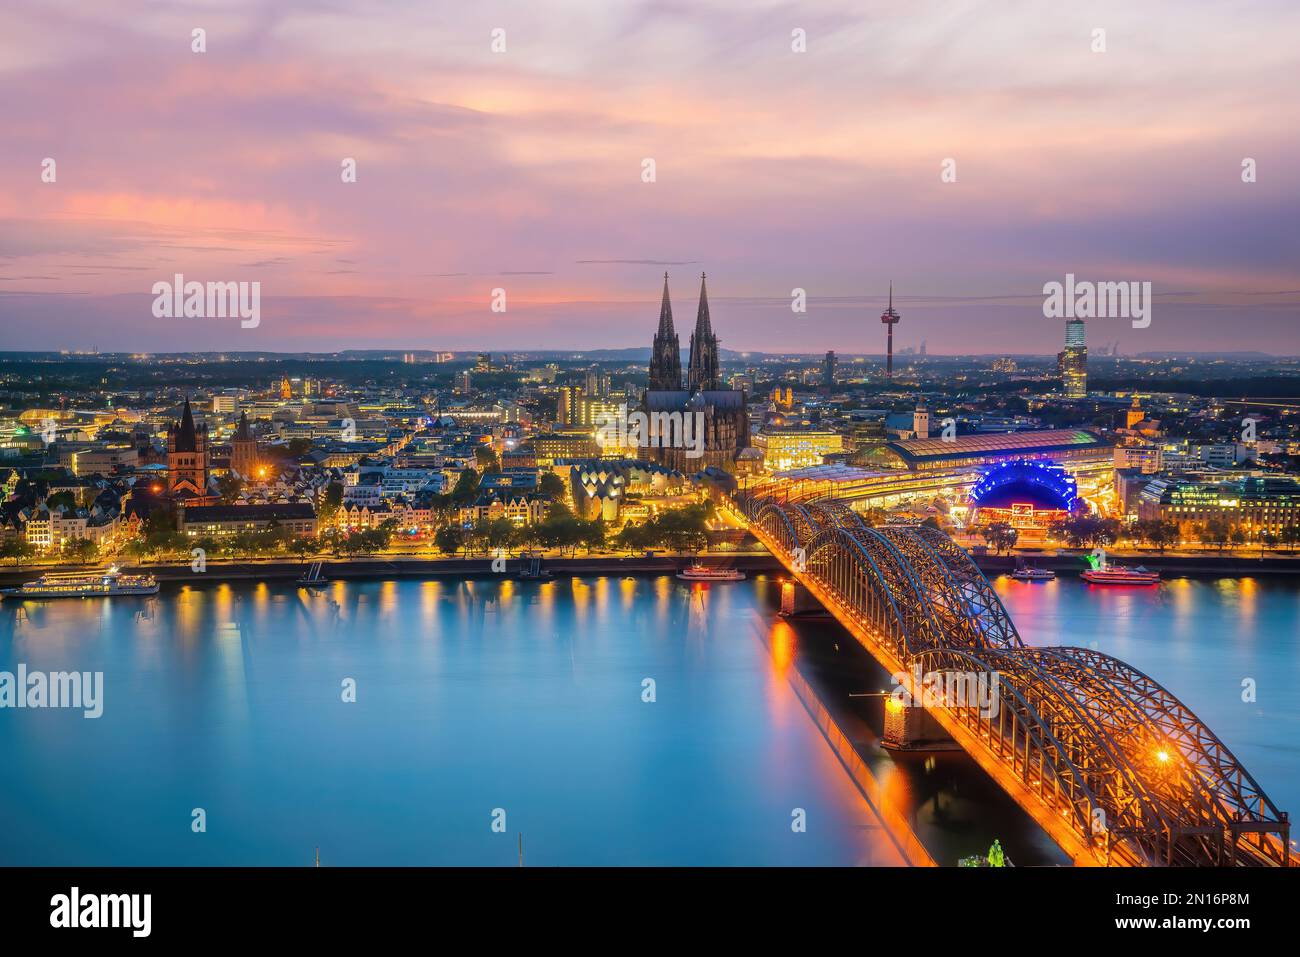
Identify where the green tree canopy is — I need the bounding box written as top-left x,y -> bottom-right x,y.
62,538 -> 100,563
434,525 -> 464,556
538,472 -> 566,499
216,474 -> 244,504
0,539 -> 36,566
318,482 -> 344,522
980,522 -> 1019,555
451,469 -> 481,505
475,446 -> 501,474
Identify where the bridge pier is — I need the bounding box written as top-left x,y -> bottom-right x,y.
778,579 -> 828,617
882,698 -> 959,751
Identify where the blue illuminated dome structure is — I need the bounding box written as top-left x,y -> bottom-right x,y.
969,458 -> 1078,529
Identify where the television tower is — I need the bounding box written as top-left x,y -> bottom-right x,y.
880,282 -> 901,380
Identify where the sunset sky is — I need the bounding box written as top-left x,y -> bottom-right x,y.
1,0 -> 1298,355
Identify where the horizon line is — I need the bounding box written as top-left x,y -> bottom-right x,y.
2,349 -> 1294,360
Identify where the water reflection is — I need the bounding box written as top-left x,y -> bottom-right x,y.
2,572 -> 1293,867
0,576 -> 904,866
996,573 -> 1300,818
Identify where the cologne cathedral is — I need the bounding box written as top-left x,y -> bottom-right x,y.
641,273 -> 750,472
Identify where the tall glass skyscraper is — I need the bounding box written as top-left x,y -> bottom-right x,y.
1059,318 -> 1087,397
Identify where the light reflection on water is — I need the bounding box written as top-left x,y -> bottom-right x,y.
1,572 -> 1294,867
991,573 -> 1300,817
0,576 -> 899,866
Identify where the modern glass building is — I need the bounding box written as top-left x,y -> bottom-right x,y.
1138,475 -> 1300,538
1059,319 -> 1087,397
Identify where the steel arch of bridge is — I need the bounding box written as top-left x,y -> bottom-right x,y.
734,492 -> 1291,866
802,522 -> 946,660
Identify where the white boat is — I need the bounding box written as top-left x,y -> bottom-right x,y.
1011,567 -> 1056,582
676,563 -> 746,582
2,566 -> 159,599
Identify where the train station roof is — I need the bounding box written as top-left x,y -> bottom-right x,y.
886,429 -> 1111,466
771,464 -> 892,482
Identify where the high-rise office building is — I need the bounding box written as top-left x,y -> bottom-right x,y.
584,367 -> 611,398
1064,317 -> 1085,348
557,384 -> 584,426
1059,319 -> 1087,398
578,394 -> 623,436
822,350 -> 837,393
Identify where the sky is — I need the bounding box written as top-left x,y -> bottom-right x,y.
1,0 -> 1298,355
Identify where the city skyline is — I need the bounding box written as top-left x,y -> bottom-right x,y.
5,2 -> 1300,921
5,279 -> 1299,359
2,1 -> 1299,354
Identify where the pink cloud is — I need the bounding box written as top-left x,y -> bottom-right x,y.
0,0 -> 1296,352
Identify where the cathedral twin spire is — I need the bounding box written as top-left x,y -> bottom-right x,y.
648,272 -> 682,391
648,272 -> 719,393
687,273 -> 721,392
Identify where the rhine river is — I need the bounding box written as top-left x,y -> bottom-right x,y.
1,572 -> 1297,866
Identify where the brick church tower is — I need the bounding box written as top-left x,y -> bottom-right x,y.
167,398 -> 210,500
230,411 -> 260,480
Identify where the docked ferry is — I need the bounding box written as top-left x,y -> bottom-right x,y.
1011,566 -> 1056,582
1080,562 -> 1160,586
2,566 -> 160,599
676,563 -> 746,582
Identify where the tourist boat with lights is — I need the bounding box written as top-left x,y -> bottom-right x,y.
676,563 -> 746,582
2,566 -> 160,599
1080,559 -> 1160,586
1011,566 -> 1056,582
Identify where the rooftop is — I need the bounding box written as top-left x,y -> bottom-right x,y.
771,464 -> 893,483
887,428 -> 1111,465
179,503 -> 316,522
